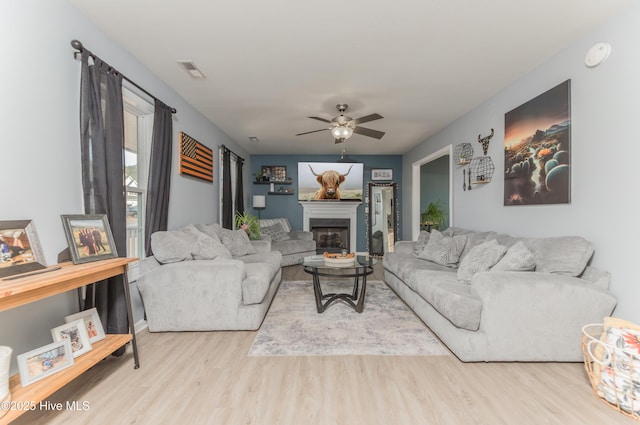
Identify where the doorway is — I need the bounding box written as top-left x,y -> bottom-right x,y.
411,145 -> 453,239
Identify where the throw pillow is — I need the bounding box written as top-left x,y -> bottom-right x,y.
417,229 -> 467,267
191,233 -> 232,260
218,227 -> 257,257
260,223 -> 291,242
490,241 -> 535,272
195,223 -> 222,242
457,239 -> 507,284
150,227 -> 199,264
413,230 -> 431,256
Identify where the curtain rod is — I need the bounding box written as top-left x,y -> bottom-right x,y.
221,145 -> 244,162
70,40 -> 177,114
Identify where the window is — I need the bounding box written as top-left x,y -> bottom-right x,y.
123,86 -> 153,259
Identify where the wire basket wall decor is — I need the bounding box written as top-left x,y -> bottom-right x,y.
468,156 -> 495,184
582,323 -> 640,421
453,143 -> 474,165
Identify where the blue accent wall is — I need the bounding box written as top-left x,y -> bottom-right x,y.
250,154 -> 402,251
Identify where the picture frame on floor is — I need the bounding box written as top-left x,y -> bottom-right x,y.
61,214 -> 118,264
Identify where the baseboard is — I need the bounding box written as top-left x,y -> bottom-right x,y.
134,319 -> 148,334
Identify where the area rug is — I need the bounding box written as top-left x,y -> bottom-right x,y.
248,280 -> 450,356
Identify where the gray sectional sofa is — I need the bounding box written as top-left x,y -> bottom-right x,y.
259,218 -> 316,266
137,224 -> 282,331
383,227 -> 617,362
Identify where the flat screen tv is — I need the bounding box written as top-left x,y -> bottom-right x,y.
298,162 -> 364,201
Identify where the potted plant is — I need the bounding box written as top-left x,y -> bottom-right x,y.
254,170 -> 264,182
234,211 -> 260,240
421,200 -> 447,232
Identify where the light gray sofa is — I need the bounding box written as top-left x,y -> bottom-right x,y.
137,224 -> 282,331
259,218 -> 316,266
383,227 -> 617,362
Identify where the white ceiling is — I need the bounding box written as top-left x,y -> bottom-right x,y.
69,0 -> 629,156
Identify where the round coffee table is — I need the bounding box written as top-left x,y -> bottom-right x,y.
300,255 -> 377,313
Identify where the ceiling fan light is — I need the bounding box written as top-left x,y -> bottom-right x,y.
331,126 -> 353,140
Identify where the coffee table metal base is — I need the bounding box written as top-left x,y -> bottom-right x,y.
303,267 -> 372,313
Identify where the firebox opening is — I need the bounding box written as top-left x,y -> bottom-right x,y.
310,218 -> 350,254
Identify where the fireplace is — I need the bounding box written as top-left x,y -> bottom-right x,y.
310,218 -> 350,254
299,201 -> 360,253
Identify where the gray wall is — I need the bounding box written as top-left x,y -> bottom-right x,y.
0,0 -> 248,374
402,2 -> 640,324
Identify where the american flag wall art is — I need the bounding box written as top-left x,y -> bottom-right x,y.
179,132 -> 213,182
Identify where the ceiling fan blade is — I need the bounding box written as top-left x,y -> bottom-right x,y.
352,113 -> 383,125
296,128 -> 330,136
353,126 -> 385,139
308,116 -> 332,124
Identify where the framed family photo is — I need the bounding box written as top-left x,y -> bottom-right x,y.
65,307 -> 106,344
17,339 -> 74,387
0,220 -> 46,278
51,319 -> 93,358
61,214 -> 117,264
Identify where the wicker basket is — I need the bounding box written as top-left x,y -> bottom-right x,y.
582,324 -> 640,421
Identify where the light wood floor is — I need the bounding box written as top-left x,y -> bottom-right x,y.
13,264 -> 634,425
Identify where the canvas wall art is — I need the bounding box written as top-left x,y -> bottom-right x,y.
504,80 -> 571,205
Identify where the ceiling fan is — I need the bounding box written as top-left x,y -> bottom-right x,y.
296,104 -> 385,143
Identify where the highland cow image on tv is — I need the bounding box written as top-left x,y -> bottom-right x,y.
298,162 -> 364,201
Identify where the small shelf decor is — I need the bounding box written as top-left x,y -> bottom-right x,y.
469,156 -> 495,184
454,143 -> 474,165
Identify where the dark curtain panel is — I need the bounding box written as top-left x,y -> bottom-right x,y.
144,100 -> 173,256
235,157 -> 244,215
222,149 -> 233,229
79,51 -> 128,349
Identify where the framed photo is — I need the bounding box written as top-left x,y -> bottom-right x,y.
17,339 -> 74,387
261,165 -> 287,182
51,319 -> 93,358
61,214 -> 118,264
0,220 -> 46,278
371,169 -> 393,181
65,307 -> 106,344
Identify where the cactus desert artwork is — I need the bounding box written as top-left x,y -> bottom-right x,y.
504,80 -> 571,206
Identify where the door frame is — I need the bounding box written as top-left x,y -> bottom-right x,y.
411,145 -> 453,240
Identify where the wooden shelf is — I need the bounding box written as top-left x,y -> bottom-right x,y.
1,335 -> 132,424
253,181 -> 292,185
268,192 -> 294,195
0,258 -> 139,424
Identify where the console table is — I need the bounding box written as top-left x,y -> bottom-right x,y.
0,257 -> 139,424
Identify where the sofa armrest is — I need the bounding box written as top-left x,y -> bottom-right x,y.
251,239 -> 271,254
471,271 -> 616,334
289,230 -> 314,241
394,241 -> 416,256
137,259 -> 247,331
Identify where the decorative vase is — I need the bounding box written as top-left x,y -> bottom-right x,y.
269,183 -> 275,192
0,346 -> 11,418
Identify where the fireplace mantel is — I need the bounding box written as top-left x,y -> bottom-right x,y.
299,201 -> 361,253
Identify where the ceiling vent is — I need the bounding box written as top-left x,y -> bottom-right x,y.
177,60 -> 206,78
